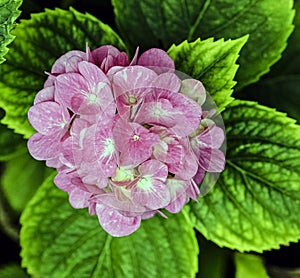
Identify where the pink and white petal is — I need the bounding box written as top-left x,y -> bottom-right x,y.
92,45 -> 120,66
129,47 -> 139,66
132,178 -> 170,210
141,210 -> 157,220
165,141 -> 183,164
86,44 -> 94,63
118,141 -> 150,166
44,74 -> 56,88
96,203 -> 141,237
111,66 -> 157,99
65,55 -> 86,73
94,123 -> 117,177
200,125 -> 225,149
193,166 -> 206,185
55,73 -> 88,113
74,125 -> 100,164
113,120 -> 159,166
167,93 -> 202,136
54,170 -> 76,192
69,187 -> 91,209
34,86 -> 55,104
78,162 -> 109,187
59,137 -> 75,168
151,72 -> 181,93
187,179 -> 200,201
121,133 -> 159,166
198,148 -> 226,172
27,133 -> 62,161
51,50 -> 86,74
180,79 -> 206,106
46,157 -> 64,169
174,148 -> 199,180
78,61 -> 110,87
165,179 -> 188,213
138,48 -> 175,74
138,159 -> 168,182
152,141 -> 168,162
28,102 -> 69,135
140,90 -> 202,136
106,66 -> 125,78
115,52 -> 130,67
135,99 -> 180,128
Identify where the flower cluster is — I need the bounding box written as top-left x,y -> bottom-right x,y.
28,45 -> 225,236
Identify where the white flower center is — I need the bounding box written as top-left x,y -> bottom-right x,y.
87,93 -> 99,104
127,94 -> 137,104
137,176 -> 153,190
132,134 -> 140,141
100,138 -> 115,159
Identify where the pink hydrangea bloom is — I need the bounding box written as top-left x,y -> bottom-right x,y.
28,45 -> 225,237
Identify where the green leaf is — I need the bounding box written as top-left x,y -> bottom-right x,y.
266,0 -> 300,77
189,100 -> 300,252
1,150 -> 53,213
0,263 -> 29,278
234,253 -> 269,278
112,0 -> 295,89
241,0 -> 300,122
242,76 -> 300,123
0,0 -> 22,64
196,233 -> 231,278
0,7 -> 127,138
0,122 -> 26,161
168,36 -> 248,111
20,174 -> 199,278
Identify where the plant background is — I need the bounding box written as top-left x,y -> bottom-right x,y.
0,0 -> 300,277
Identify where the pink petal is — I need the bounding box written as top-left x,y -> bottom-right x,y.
151,72 -> 181,93
136,90 -> 202,136
199,125 -> 225,149
132,178 -> 170,210
78,61 -> 110,87
129,47 -> 139,66
167,145 -> 199,180
198,148 -> 226,172
51,50 -> 86,74
59,136 -> 75,168
69,187 -> 91,208
180,79 -> 206,106
94,121 -> 117,177
34,86 -> 55,104
165,179 -> 189,213
113,119 -> 160,166
96,203 -> 141,237
187,179 -> 200,201
115,52 -> 130,67
27,132 -> 62,162
54,171 -> 91,209
77,161 -> 109,187
56,70 -> 115,116
93,191 -> 146,214
112,66 -> 157,117
135,98 -> 180,128
28,101 -> 69,135
55,72 -> 88,112
138,48 -> 175,74
131,160 -> 169,210
193,166 -> 206,185
54,170 -> 76,192
138,159 -> 168,180
92,45 -> 130,73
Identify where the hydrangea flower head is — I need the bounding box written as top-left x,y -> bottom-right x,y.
28,45 -> 226,237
